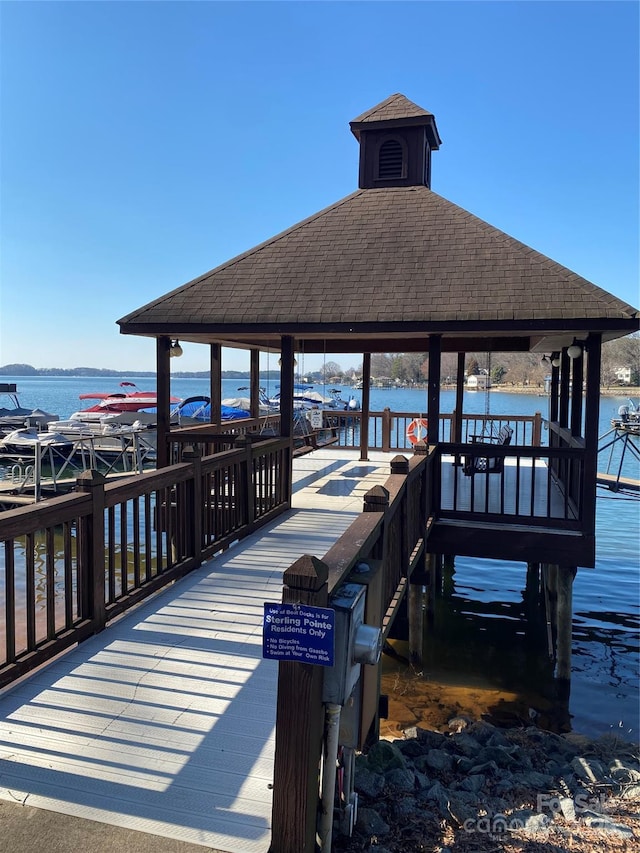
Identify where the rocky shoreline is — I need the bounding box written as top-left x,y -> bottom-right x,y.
334,718 -> 639,852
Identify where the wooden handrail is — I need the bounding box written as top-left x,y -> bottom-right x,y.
0,438 -> 292,688
270,452 -> 431,850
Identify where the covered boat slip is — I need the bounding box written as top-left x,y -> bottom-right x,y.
0,450 -> 391,853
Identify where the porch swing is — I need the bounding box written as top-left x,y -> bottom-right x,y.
463,352 -> 513,475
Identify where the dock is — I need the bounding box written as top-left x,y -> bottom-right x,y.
596,472 -> 640,492
0,427 -> 157,507
0,450 -> 390,853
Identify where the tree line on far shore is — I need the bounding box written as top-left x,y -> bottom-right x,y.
319,334 -> 639,388
1,333 -> 637,388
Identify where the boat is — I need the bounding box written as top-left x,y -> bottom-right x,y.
270,385 -> 361,412
611,400 -> 640,435
328,388 -> 361,411
0,427 -> 74,457
142,396 -> 251,424
0,383 -> 59,433
70,382 -> 182,423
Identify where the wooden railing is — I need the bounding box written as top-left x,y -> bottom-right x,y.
324,410 -> 543,451
268,423 -> 590,851
269,448 -> 436,853
547,422 -> 589,523
0,436 -> 291,687
167,413 -> 282,459
436,443 -> 585,529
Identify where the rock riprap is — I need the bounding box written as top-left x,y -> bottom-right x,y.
334,720 -> 639,852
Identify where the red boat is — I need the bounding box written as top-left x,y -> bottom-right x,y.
71,382 -> 182,422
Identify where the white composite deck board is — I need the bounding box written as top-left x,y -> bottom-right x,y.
0,448 -> 392,852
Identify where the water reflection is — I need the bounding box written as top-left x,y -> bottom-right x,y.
382,556 -> 639,740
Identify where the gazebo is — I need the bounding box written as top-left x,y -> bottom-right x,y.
118,93 -> 639,569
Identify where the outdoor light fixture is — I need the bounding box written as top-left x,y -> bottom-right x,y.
169,340 -> 183,358
541,355 -> 551,367
551,354 -> 561,368
277,357 -> 298,366
567,340 -> 583,360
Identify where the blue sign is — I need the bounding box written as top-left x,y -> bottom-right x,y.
263,602 -> 335,666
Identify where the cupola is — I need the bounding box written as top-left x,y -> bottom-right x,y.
350,93 -> 442,190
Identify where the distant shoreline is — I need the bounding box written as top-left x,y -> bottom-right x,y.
1,370 -> 638,398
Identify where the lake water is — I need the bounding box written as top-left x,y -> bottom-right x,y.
2,375 -> 639,739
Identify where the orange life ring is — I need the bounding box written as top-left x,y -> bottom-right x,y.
406,417 -> 428,445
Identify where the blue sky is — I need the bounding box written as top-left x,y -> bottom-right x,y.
1,1 -> 638,374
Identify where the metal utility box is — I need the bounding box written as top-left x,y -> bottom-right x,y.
322,583 -> 382,705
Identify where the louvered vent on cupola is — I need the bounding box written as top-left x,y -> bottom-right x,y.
377,138 -> 405,179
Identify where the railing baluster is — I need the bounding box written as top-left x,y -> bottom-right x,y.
120,500 -> 128,595
155,488 -> 164,574
530,452 -> 537,516
5,542 -> 15,664
108,506 -> 116,602
133,496 -> 141,587
144,492 -> 152,581
25,532 -> 35,651
46,527 -> 55,640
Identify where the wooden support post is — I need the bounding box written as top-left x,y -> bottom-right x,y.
381,408 -> 392,453
156,337 -> 171,468
279,335 -> 295,505
390,454 -> 409,476
435,553 -> 443,589
582,334 -> 602,542
555,565 -> 577,683
364,484 -> 390,513
181,446 -> 203,564
442,554 -> 455,597
559,350 -> 570,429
360,352 -> 371,461
570,349 -> 584,438
549,357 -> 560,425
525,561 -> 539,600
250,349 -> 261,420
408,582 -> 423,664
270,555 -> 328,853
76,470 -> 107,632
455,352 -> 465,444
279,336 -> 295,439
234,435 -> 254,530
363,485 -> 388,563
524,562 -> 541,644
425,553 -> 439,626
543,563 -> 558,660
532,412 -> 542,447
210,343 -> 222,425
427,335 -> 441,446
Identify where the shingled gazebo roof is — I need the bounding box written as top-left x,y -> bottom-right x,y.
118,95 -> 638,355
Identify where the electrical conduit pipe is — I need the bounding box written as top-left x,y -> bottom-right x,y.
319,702 -> 341,853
